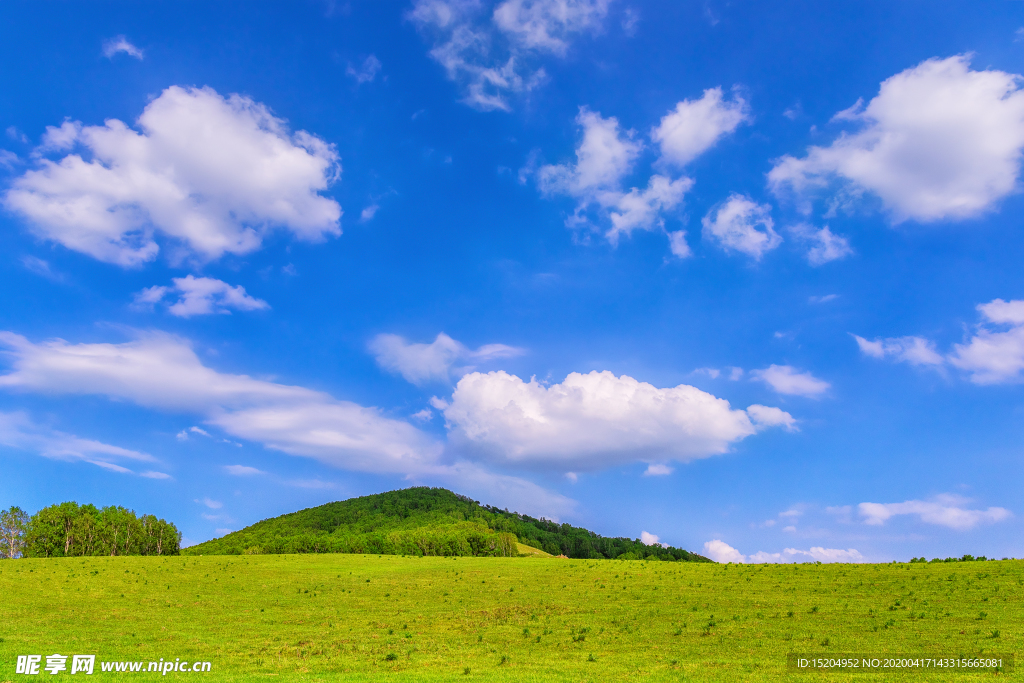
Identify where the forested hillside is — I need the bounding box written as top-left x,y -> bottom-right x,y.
184,487 -> 710,561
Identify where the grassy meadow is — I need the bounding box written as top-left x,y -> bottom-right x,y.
0,554 -> 1020,682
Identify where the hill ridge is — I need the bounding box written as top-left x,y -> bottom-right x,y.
184,487 -> 710,561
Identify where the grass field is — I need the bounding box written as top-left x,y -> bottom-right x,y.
0,555 -> 1020,682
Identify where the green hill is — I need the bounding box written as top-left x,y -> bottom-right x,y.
183,487 -> 710,561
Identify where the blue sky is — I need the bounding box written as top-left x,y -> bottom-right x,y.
2,0 -> 1024,563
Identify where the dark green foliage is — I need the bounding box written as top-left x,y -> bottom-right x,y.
183,487 -> 710,561
20,502 -> 180,557
927,555 -> 994,563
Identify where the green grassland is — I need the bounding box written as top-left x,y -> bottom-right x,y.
0,555 -> 1020,682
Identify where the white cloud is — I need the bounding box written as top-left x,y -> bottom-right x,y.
223,464 -> 265,476
949,299 -> 1024,384
0,331 -> 438,474
537,108 -> 641,197
4,86 -> 341,267
411,409 -> 434,422
493,0 -> 611,54
702,539 -> 745,563
444,370 -> 793,471
369,332 -> 523,384
102,36 -> 144,60
643,463 -> 672,476
607,175 -> 693,245
133,275 -> 269,317
853,334 -> 944,366
535,108 -> 691,250
666,230 -> 691,258
768,55 -> 1024,223
651,87 -> 749,167
177,425 -> 214,442
0,329 -> 573,518
857,299 -> 1024,384
858,494 -> 1012,530
809,294 -> 839,304
346,55 -> 382,83
751,365 -> 830,398
747,547 -> 865,564
140,470 -> 172,479
702,194 -> 781,259
0,410 -> 157,474
704,539 -> 864,564
197,498 -> 223,509
410,0 -> 611,110
746,404 -> 798,431
789,224 -> 853,265
359,204 -> 379,222
640,531 -> 668,547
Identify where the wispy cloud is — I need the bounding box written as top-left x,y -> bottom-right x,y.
102,35 -> 144,60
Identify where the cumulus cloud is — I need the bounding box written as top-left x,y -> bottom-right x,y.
409,0 -> 611,110
702,194 -> 781,259
751,365 -> 830,398
145,277 -> 268,317
651,87 -> 749,167
0,411 -> 161,476
768,55 -> 1024,223
789,224 -> 853,265
346,55 -> 382,83
640,531 -> 668,547
537,108 -> 641,197
369,332 -> 524,384
858,494 -> 1012,531
102,36 -> 144,60
444,370 -> 793,471
534,107 -> 691,250
4,86 -> 341,267
746,404 -> 798,430
702,539 -> 745,563
704,539 -> 864,564
134,275 -> 269,317
0,330 -> 572,518
643,463 -> 672,476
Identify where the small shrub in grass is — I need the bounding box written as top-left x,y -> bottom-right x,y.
385,653 -> 397,661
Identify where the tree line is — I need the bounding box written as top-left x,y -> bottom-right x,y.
0,502 -> 181,558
